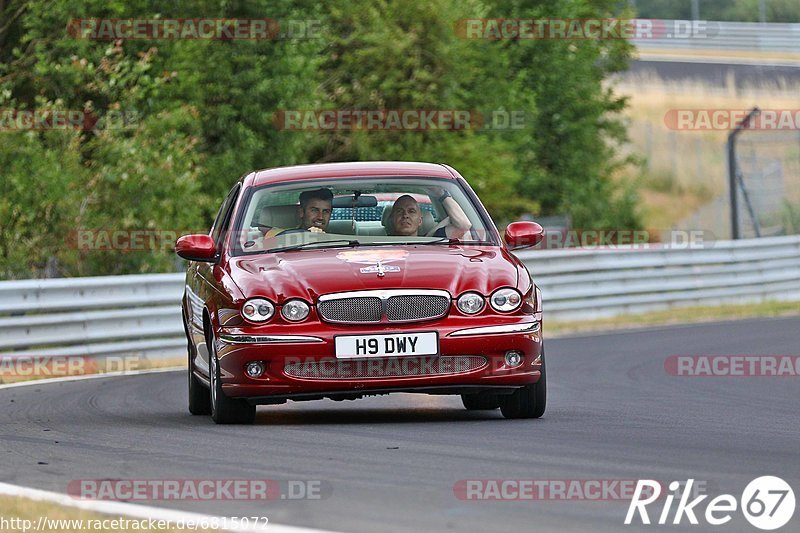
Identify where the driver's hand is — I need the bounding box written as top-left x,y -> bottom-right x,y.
309,226 -> 325,233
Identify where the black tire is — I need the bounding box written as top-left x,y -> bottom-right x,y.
188,359 -> 212,416
461,392 -> 500,410
499,350 -> 546,419
185,312 -> 211,416
209,337 -> 256,425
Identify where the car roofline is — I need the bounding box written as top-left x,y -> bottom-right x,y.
250,161 -> 455,187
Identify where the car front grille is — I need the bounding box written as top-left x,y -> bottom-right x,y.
317,290 -> 450,324
385,295 -> 450,322
317,297 -> 383,323
283,355 -> 488,379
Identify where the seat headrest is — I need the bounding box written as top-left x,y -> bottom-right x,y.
420,211 -> 436,234
255,205 -> 299,229
327,219 -> 357,235
381,205 -> 392,228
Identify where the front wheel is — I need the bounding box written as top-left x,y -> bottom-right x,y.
185,312 -> 211,415
188,361 -> 212,416
499,350 -> 546,419
209,338 -> 256,425
461,392 -> 500,410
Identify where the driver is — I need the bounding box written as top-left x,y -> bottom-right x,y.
297,188 -> 333,233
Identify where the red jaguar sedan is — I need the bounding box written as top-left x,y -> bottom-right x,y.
176,162 -> 545,424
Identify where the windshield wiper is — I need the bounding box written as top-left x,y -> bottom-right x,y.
266,239 -> 361,253
416,237 -> 493,245
416,237 -> 456,245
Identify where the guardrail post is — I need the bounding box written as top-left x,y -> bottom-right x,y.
727,107 -> 760,240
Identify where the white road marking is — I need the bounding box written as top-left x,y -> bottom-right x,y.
0,366 -> 184,390
0,369 -> 341,533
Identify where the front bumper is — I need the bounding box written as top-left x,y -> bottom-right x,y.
212,316 -> 543,402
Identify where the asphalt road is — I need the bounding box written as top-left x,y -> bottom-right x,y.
2,317 -> 799,532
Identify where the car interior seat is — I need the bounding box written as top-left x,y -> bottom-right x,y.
255,205 -> 299,230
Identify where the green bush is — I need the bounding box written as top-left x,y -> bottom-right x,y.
0,0 -> 642,278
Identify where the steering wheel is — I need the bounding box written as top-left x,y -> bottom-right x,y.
255,223 -> 272,233
276,228 -> 308,236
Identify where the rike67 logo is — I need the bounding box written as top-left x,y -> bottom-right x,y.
626,477 -> 795,530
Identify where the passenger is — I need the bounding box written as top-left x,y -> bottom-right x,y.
389,188 -> 472,238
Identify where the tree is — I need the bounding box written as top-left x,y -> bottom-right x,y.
0,0 -> 643,278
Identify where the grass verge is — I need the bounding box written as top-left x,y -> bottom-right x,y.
547,299 -> 800,337
611,73 -> 800,234
0,356 -> 185,385
0,495 -> 220,532
636,48 -> 800,64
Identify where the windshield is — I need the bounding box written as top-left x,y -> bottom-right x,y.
231,177 -> 496,255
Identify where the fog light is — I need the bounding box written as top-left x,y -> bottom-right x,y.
505,350 -> 523,367
245,361 -> 265,378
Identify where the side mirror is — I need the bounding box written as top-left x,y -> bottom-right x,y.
504,221 -> 545,249
176,234 -> 217,262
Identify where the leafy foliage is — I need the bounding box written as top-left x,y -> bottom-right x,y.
0,0 -> 641,278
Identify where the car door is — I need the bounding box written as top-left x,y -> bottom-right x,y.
191,183 -> 241,374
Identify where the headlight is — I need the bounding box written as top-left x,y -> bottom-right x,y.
457,292 -> 485,315
281,299 -> 310,321
521,286 -> 541,314
490,288 -> 522,312
242,298 -> 275,322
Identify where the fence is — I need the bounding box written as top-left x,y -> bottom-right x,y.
0,273 -> 186,359
633,20 -> 800,55
1,235 -> 799,359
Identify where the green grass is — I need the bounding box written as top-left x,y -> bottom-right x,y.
0,357 -> 185,385
0,495 -> 220,533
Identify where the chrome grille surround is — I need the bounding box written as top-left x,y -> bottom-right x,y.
317,289 -> 451,324
283,355 -> 488,379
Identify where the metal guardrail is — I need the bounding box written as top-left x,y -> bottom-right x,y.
633,19 -> 800,55
518,235 -> 800,319
0,273 -> 186,359
1,235 -> 799,359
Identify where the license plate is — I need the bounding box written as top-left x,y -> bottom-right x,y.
335,332 -> 438,359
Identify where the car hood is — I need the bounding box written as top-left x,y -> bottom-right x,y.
228,245 -> 525,302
